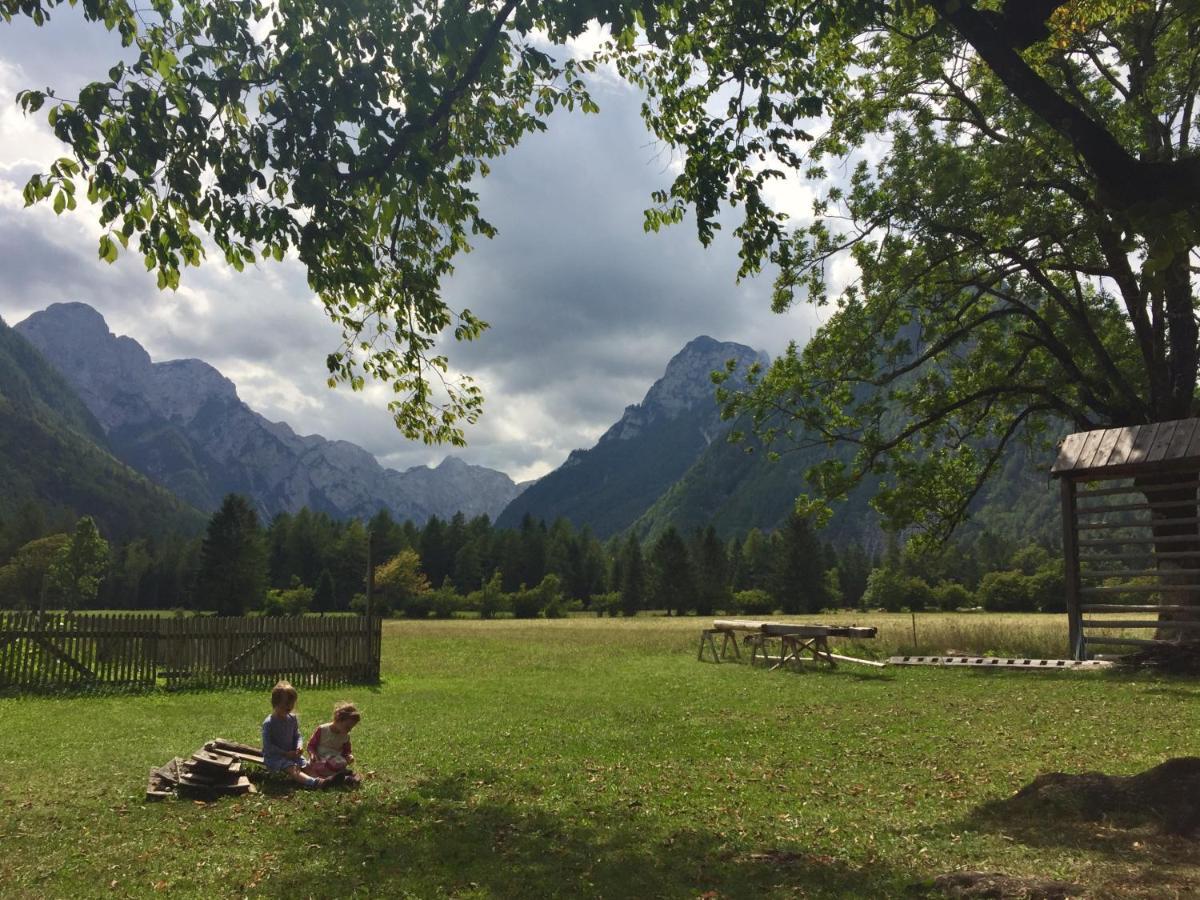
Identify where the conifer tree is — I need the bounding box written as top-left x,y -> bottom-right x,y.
619,534 -> 645,618
196,494 -> 267,615
651,527 -> 695,617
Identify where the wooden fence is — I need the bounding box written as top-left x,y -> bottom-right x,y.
0,612 -> 382,690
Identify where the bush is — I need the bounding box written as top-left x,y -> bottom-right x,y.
537,573 -> 566,618
511,586 -> 540,619
978,570 -> 1038,612
1030,564 -> 1066,613
429,583 -> 461,619
933,582 -> 973,611
589,592 -> 621,617
475,571 -> 507,619
862,568 -> 932,612
733,589 -> 775,616
262,585 -> 313,617
402,593 -> 433,618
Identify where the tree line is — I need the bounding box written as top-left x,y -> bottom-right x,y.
0,494 -> 1068,617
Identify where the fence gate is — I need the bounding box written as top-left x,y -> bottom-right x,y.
157,615 -> 381,688
1053,418 -> 1200,659
0,614 -> 381,690
0,612 -> 159,689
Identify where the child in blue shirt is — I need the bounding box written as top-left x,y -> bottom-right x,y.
261,680 -> 327,788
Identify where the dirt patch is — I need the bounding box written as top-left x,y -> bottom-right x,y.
928,871 -> 1085,899
997,758 -> 1200,836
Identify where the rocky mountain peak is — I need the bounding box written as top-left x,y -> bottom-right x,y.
597,336 -> 767,443
641,336 -> 767,418
14,302 -> 525,524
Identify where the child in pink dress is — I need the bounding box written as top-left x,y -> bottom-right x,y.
306,702 -> 361,785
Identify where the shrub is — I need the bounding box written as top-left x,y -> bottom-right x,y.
402,593 -> 433,618
1030,564 -> 1066,613
511,586 -> 541,619
476,571 -> 507,619
978,570 -> 1038,612
429,583 -> 461,619
589,592 -> 621,617
262,585 -> 313,617
933,582 -> 973,611
862,568 -> 931,612
733,589 -> 775,616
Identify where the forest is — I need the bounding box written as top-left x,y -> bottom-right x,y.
0,493 -> 1066,619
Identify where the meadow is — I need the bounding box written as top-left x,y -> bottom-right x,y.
1,613 -> 1197,898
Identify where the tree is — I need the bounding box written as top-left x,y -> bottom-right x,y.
650,527 -> 694,616
772,513 -> 827,615
704,2 -> 1200,554
313,569 -> 336,615
692,526 -> 729,615
47,516 -> 110,609
374,548 -> 431,617
195,494 -> 268,615
11,1 -> 1200,600
618,534 -> 646,617
0,533 -> 69,610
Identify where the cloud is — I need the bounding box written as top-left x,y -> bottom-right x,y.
0,14 -> 828,484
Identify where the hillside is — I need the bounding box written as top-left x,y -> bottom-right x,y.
496,337 -> 769,538
0,317 -> 205,539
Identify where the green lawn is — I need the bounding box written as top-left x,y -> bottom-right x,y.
1,615 -> 1197,898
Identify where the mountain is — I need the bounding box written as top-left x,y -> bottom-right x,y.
496,336 -> 770,537
0,315 -> 205,539
16,303 -> 523,524
500,331 -> 1059,549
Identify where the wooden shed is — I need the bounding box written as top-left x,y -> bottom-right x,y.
1052,418 -> 1200,659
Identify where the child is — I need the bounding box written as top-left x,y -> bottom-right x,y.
306,701 -> 362,785
261,680 -> 327,788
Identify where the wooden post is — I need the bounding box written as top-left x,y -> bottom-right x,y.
1061,477 -> 1084,659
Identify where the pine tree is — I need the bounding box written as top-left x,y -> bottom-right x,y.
651,527 -> 695,616
773,512 -> 826,615
619,534 -> 645,617
693,525 -> 729,616
195,494 -> 268,615
313,569 -> 336,614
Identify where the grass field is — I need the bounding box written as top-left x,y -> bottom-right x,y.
1,614 -> 1197,898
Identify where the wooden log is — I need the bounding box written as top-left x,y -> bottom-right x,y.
712,619 -> 769,632
189,749 -> 237,770
207,738 -> 264,760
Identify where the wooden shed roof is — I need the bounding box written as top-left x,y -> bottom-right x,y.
1051,418 -> 1200,479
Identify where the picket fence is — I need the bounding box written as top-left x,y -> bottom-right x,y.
0,612 -> 382,690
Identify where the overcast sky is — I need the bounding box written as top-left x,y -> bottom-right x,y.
0,13 -> 829,481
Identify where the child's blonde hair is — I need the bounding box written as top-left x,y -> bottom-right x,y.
271,680 -> 298,707
333,701 -> 361,724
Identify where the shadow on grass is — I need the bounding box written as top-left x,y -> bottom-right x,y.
929,766 -> 1200,894
247,770 -> 913,899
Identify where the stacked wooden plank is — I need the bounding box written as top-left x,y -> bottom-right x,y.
146,738 -> 263,800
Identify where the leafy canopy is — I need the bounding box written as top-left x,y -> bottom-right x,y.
5,0 -> 1200,539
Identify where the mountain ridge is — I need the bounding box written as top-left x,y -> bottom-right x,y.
496,336 -> 769,537
16,303 -> 524,525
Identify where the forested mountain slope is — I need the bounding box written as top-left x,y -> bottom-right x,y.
0,316 -> 205,539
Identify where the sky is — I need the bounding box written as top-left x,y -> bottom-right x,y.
0,13 -> 829,482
